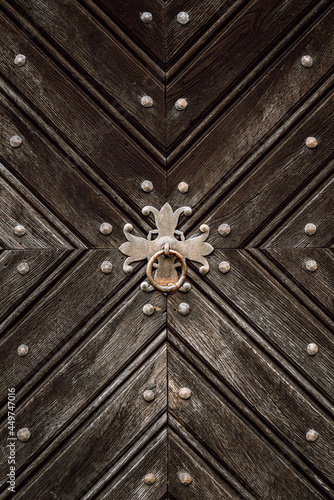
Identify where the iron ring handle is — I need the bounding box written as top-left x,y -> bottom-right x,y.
146,248 -> 187,293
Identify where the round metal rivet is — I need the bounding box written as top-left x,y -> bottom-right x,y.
307,343 -> 319,356
10,135 -> 22,148
99,222 -> 113,235
141,12 -> 153,23
177,12 -> 189,25
144,473 -> 156,484
17,428 -> 31,442
17,262 -> 29,275
141,180 -> 153,192
141,96 -> 153,108
301,55 -> 313,68
305,260 -> 317,272
306,429 -> 319,442
179,387 -> 192,399
175,98 -> 188,110
178,302 -> 190,316
219,261 -> 230,273
218,223 -> 231,236
305,137 -> 317,148
304,223 -> 316,236
143,389 -> 155,402
14,54 -> 26,66
143,303 -> 155,316
180,281 -> 191,292
17,344 -> 29,356
179,472 -> 192,485
13,224 -> 26,236
101,261 -> 113,274
178,182 -> 189,193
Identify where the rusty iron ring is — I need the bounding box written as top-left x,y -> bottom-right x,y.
146,247 -> 187,293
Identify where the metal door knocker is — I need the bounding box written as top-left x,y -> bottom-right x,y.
119,203 -> 213,293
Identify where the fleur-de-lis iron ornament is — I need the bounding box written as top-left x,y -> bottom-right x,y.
119,203 -> 214,293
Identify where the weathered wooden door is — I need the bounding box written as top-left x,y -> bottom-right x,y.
1,0 -> 333,498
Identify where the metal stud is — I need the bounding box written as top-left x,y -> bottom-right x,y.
13,224 -> 26,236
14,54 -> 26,66
99,223 -> 113,235
143,389 -> 155,401
180,282 -> 191,293
304,223 -> 316,236
219,261 -> 230,273
141,96 -> 153,108
179,387 -> 192,400
306,429 -> 319,442
143,303 -> 155,316
141,180 -> 153,192
17,428 -> 31,442
100,261 -> 113,274
177,12 -> 190,25
305,137 -> 317,148
141,12 -> 153,23
218,223 -> 231,236
178,302 -> 190,315
307,343 -> 318,356
305,260 -> 317,272
144,473 -> 156,484
178,182 -> 189,193
179,472 -> 192,485
175,98 -> 188,110
17,344 -> 29,357
301,55 -> 313,68
9,135 -> 22,148
17,262 -> 29,275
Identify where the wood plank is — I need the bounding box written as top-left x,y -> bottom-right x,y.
168,431 -> 240,499
167,5 -> 334,208
166,0 -> 323,146
0,12 -> 166,209
167,280 -> 334,484
8,0 -> 165,144
168,347 -> 326,499
13,347 -> 167,499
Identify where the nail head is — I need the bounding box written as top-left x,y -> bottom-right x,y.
144,473 -> 156,484
143,303 -> 155,316
219,261 -> 230,273
17,262 -> 29,275
141,12 -> 153,23
178,302 -> 190,316
101,261 -> 113,274
141,96 -> 153,108
178,182 -> 189,193
301,55 -> 313,67
10,135 -> 22,148
14,54 -> 26,66
175,98 -> 188,110
17,428 -> 31,442
17,344 -> 29,356
143,389 -> 155,402
177,12 -> 189,25
179,387 -> 192,399
307,343 -> 318,356
179,472 -> 192,485
306,429 -> 319,442
305,137 -> 317,148
13,224 -> 26,236
141,180 -> 153,192
218,223 -> 231,236
100,223 -> 113,235
305,260 -> 317,272
304,223 -> 316,236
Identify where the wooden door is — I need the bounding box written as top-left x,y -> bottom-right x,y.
0,1 -> 333,498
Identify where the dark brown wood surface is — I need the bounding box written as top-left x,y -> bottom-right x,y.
0,0 -> 333,499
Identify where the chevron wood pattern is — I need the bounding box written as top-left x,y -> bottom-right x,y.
0,0 -> 333,498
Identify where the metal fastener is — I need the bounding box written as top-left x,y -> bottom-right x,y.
99,223 -> 113,235
144,473 -> 156,484
179,472 -> 192,485
301,55 -> 313,67
143,303 -> 155,316
175,98 -> 188,110
100,261 -> 113,274
141,12 -> 153,23
10,135 -> 22,148
178,302 -> 190,315
13,224 -> 26,236
14,54 -> 26,66
17,262 -> 29,275
305,260 -> 317,272
305,137 -> 317,148
177,12 -> 189,25
178,182 -> 189,193
179,387 -> 192,399
17,428 -> 31,442
17,345 -> 29,356
141,96 -> 153,108
218,223 -> 231,236
306,429 -> 319,442
143,389 -> 155,401
141,180 -> 153,192
307,343 -> 318,356
219,261 -> 230,273
304,223 -> 316,236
